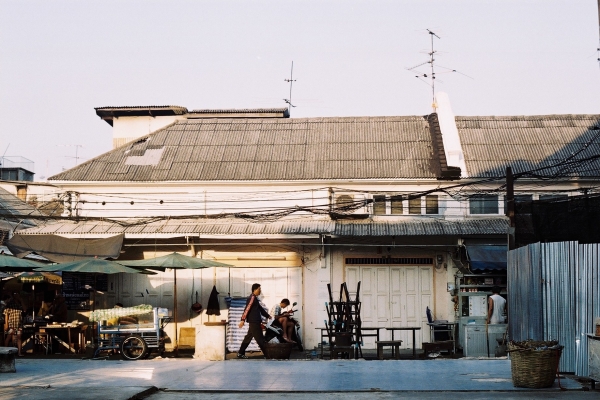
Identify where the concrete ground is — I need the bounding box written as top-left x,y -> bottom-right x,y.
0,353 -> 595,400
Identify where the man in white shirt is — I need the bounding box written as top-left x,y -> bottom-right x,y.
487,286 -> 507,324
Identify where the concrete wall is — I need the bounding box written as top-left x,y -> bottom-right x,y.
112,115 -> 184,149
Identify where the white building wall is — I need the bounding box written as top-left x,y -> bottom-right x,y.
112,115 -> 185,149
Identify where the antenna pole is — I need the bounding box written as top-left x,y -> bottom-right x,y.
289,61 -> 294,107
284,61 -> 297,113
427,29 -> 440,110
430,32 -> 435,105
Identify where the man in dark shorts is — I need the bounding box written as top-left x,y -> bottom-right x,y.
237,283 -> 270,359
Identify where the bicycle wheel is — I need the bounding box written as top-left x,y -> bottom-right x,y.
120,335 -> 148,360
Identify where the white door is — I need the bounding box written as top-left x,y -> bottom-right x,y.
390,266 -> 433,348
346,265 -> 433,349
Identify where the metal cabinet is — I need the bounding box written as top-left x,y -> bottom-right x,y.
455,273 -> 507,350
464,324 -> 507,357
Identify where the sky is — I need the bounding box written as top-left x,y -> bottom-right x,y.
1,0 -> 600,180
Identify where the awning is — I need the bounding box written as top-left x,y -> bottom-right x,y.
7,233 -> 124,263
465,245 -> 507,270
10,217 -> 509,238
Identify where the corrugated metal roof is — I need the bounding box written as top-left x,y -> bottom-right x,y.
456,115 -> 600,178
0,187 -> 44,229
49,116 -> 437,181
188,108 -> 289,114
95,105 -> 188,111
16,217 -> 508,237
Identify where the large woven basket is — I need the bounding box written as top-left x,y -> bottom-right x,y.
265,343 -> 293,359
508,341 -> 562,388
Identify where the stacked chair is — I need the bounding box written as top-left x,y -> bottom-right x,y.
324,281 -> 362,359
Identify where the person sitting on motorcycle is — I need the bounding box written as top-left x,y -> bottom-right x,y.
269,298 -> 296,344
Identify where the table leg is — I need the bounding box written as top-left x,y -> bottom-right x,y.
390,330 -> 394,358
68,328 -> 72,353
320,329 -> 324,359
412,329 -> 416,359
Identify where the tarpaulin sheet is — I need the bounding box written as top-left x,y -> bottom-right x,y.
7,233 -> 124,263
465,245 -> 507,270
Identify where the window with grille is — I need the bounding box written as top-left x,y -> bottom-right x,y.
391,195 -> 403,214
373,195 -> 386,215
345,257 -> 433,265
470,194 -> 499,214
408,197 -> 421,214
426,195 -> 438,214
504,194 -> 533,214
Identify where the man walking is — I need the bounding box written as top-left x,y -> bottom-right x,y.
237,283 -> 270,359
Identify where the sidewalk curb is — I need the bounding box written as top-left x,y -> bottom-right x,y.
128,386 -> 159,400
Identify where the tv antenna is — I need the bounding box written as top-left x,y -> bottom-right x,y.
406,29 -> 472,110
284,61 -> 296,111
58,144 -> 84,166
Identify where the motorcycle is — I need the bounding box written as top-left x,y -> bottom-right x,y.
264,301 -> 303,351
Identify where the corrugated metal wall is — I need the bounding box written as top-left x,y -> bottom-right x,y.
508,242 -> 600,375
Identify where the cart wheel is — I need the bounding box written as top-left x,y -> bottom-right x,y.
120,335 -> 148,361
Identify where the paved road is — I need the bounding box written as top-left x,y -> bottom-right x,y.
0,357 -> 595,399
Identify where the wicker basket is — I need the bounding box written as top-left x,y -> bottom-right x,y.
508,341 -> 563,388
265,342 -> 293,359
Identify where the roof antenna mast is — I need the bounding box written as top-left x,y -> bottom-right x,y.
284,61 -> 296,114
406,29 -> 472,112
427,29 -> 440,107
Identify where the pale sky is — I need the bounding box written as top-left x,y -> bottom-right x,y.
1,0 -> 599,179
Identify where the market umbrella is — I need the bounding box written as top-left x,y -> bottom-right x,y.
16,271 -> 62,285
0,254 -> 46,270
35,258 -> 143,274
9,271 -> 63,318
120,253 -> 232,355
35,258 -> 148,312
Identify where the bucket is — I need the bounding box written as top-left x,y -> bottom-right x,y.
265,343 -> 293,359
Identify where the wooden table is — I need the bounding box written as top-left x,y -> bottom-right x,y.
359,327 -> 383,343
386,327 -> 422,359
41,325 -> 81,353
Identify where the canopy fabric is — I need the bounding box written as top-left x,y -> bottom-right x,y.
465,245 -> 508,270
35,258 -> 142,274
7,233 -> 124,263
16,271 -> 62,285
120,252 -> 232,270
0,254 -> 46,270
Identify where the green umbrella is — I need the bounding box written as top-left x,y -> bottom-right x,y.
120,252 -> 231,270
35,258 -> 143,274
121,253 -> 232,355
16,271 -> 62,285
0,254 -> 45,270
35,258 -> 150,313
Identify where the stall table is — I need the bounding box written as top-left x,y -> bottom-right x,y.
41,324 -> 82,353
386,327 -> 421,359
